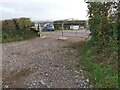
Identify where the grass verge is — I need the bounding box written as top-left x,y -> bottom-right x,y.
69,40 -> 118,88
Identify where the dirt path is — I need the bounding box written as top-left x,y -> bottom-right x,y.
2,30 -> 91,88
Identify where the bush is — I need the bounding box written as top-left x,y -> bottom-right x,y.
2,17 -> 37,43
2,29 -> 37,43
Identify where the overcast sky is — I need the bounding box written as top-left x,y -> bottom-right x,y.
0,0 -> 88,21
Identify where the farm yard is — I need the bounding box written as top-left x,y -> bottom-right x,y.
2,30 -> 91,88
1,0 -> 119,89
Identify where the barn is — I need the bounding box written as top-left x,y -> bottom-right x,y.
53,18 -> 87,30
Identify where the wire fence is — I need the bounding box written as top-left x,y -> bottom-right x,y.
36,22 -> 89,38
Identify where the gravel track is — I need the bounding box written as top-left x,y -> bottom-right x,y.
2,30 -> 91,88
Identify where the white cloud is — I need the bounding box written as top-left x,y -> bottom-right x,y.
0,0 -> 53,3
0,0 -> 20,3
0,0 -> 88,20
0,7 -> 15,13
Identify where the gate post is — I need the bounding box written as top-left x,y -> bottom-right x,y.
62,22 -> 64,37
38,23 -> 42,37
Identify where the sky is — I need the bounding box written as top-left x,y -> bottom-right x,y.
0,0 -> 88,21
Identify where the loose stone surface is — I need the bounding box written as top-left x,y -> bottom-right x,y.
2,30 -> 91,88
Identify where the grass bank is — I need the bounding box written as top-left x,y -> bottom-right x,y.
2,30 -> 38,43
69,40 -> 118,88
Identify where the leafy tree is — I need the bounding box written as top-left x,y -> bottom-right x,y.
18,17 -> 32,30
87,1 -> 118,46
2,19 -> 16,32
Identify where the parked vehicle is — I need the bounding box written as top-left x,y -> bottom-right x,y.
70,25 -> 79,30
31,23 -> 39,32
43,23 -> 54,31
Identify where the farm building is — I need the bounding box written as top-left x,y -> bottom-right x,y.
53,19 -> 87,30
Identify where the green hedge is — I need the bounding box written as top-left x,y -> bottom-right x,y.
2,17 -> 37,43
2,29 -> 37,43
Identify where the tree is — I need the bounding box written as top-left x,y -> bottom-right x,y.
18,17 -> 32,30
2,19 -> 16,32
87,1 -> 118,44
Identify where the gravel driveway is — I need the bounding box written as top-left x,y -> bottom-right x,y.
2,30 -> 91,88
